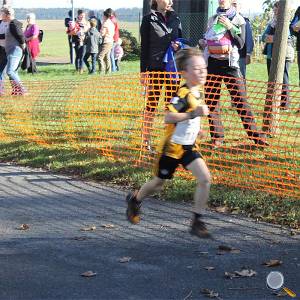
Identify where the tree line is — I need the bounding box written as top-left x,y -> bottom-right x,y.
14,7 -> 142,21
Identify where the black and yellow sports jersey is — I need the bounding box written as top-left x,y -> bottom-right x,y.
157,84 -> 205,160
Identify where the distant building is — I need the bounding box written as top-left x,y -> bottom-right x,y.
142,0 -> 219,45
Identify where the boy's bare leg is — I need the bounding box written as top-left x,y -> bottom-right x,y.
186,158 -> 211,214
186,158 -> 212,238
136,176 -> 165,201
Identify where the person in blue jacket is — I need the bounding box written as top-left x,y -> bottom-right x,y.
290,6 -> 300,87
262,1 -> 294,111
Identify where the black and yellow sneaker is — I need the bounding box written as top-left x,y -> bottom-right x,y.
126,192 -> 142,224
190,217 -> 211,239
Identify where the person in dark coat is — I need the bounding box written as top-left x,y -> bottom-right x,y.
290,6 -> 300,87
65,10 -> 73,64
140,0 -> 182,150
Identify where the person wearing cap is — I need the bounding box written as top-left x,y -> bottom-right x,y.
1,6 -> 26,95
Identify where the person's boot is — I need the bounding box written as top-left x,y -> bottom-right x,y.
126,191 -> 141,224
190,215 -> 211,238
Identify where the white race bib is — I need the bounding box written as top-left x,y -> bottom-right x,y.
171,117 -> 200,145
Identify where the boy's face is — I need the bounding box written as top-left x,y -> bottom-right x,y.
183,56 -> 207,86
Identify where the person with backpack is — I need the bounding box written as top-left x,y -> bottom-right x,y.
24,13 -> 40,73
200,0 -> 268,149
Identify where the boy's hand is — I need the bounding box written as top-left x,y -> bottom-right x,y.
140,73 -> 148,86
171,41 -> 180,52
265,35 -> 273,43
190,105 -> 209,118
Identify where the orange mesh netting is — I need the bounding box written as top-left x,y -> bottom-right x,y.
0,72 -> 299,199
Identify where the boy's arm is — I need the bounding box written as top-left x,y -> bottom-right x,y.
165,105 -> 209,124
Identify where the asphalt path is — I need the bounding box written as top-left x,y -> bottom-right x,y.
0,163 -> 299,300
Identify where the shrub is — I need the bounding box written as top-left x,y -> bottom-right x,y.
119,29 -> 140,61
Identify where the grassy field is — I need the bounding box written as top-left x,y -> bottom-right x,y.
32,20 -> 140,59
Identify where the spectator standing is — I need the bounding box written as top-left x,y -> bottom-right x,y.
88,10 -> 101,31
83,18 -> 102,74
24,13 -> 40,73
290,6 -> 300,87
200,0 -> 268,148
114,38 -> 123,71
0,11 -> 8,95
98,8 -> 115,74
64,10 -> 73,64
262,1 -> 294,110
1,6 -> 26,95
231,0 -> 254,78
68,10 -> 90,74
110,10 -> 120,73
140,0 -> 182,150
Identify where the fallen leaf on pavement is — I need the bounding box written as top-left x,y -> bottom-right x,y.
234,269 -> 257,277
200,288 -> 222,299
101,224 -> 116,229
225,272 -> 239,279
73,236 -> 89,241
17,224 -> 30,230
204,266 -> 215,271
119,256 -> 131,263
215,206 -> 229,213
81,271 -> 97,277
218,245 -> 241,254
263,259 -> 282,267
80,226 -> 96,231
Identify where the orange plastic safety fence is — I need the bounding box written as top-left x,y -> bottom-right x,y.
0,72 -> 299,199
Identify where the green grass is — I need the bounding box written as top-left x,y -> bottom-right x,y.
0,140 -> 298,229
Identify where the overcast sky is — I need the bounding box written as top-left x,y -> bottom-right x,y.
10,0 -> 300,13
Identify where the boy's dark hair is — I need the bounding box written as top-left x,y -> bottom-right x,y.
274,1 -> 279,8
68,10 -> 72,17
175,48 -> 204,72
89,18 -> 97,28
77,9 -> 84,16
151,0 -> 157,10
104,8 -> 113,18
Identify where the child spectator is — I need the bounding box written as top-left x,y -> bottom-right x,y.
126,48 -> 212,239
83,18 -> 102,74
114,38 -> 123,71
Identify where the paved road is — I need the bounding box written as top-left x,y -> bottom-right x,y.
0,163 -> 299,300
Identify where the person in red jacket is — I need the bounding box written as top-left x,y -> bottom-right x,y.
110,10 -> 120,73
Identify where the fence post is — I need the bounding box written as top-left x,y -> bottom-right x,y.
262,0 -> 290,136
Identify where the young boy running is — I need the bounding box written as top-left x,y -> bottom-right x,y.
126,47 -> 212,238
